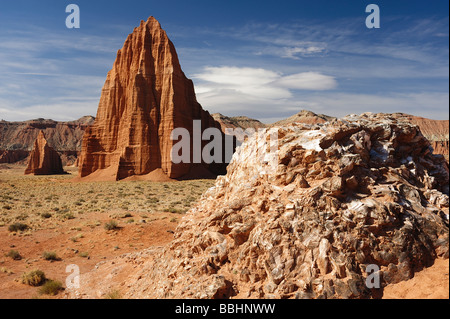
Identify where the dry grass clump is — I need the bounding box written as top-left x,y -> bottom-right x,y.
0,167 -> 215,240
42,251 -> 61,261
79,252 -> 89,258
38,280 -> 63,296
0,267 -> 13,275
104,290 -> 121,299
104,220 -> 119,231
41,212 -> 52,219
21,270 -> 46,286
8,222 -> 29,232
20,269 -> 64,295
6,250 -> 22,260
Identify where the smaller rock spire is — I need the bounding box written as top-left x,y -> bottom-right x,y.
25,131 -> 65,175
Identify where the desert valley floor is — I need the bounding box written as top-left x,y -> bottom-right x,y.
0,164 -> 448,299
0,164 -> 215,299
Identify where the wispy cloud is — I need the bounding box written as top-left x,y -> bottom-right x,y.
0,14 -> 448,122
173,16 -> 448,121
275,72 -> 337,90
0,23 -> 121,121
0,100 -> 98,122
193,66 -> 337,108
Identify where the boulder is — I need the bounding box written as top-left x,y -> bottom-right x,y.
123,113 -> 449,299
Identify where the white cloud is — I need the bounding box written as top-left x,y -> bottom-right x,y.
194,66 -> 279,86
0,73 -> 103,121
193,70 -> 448,122
194,66 -> 291,100
252,43 -> 327,60
194,66 -> 336,95
1,17 -> 447,123
193,66 -> 338,118
274,72 -> 337,91
281,46 -> 326,59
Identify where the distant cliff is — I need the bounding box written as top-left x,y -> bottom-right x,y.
0,116 -> 94,165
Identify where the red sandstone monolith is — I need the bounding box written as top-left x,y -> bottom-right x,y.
25,131 -> 64,175
78,17 -> 228,181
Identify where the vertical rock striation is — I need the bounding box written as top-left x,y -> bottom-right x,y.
78,17 -> 227,181
25,131 -> 64,175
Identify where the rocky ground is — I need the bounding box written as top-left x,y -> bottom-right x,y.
1,13 -> 447,301
65,113 -> 449,299
0,165 -> 214,299
61,247 -> 449,299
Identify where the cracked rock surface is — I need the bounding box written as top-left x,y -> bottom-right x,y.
68,113 -> 449,299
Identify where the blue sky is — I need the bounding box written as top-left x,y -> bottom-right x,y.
0,0 -> 448,122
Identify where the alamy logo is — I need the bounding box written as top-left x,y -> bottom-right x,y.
66,4 -> 80,29
366,4 -> 380,29
170,121 -> 279,174
66,264 -> 80,289
365,264 -> 381,289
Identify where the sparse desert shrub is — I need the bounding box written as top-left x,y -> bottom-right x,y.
6,250 -> 22,260
16,213 -> 28,221
79,252 -> 89,258
70,233 -> 84,242
104,220 -> 119,231
0,267 -> 13,275
8,223 -> 29,232
38,280 -> 63,296
22,270 -> 46,286
146,197 -> 160,205
42,251 -> 60,261
2,205 -> 12,210
62,213 -> 75,220
164,207 -> 185,214
41,212 -> 52,219
104,290 -> 121,299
